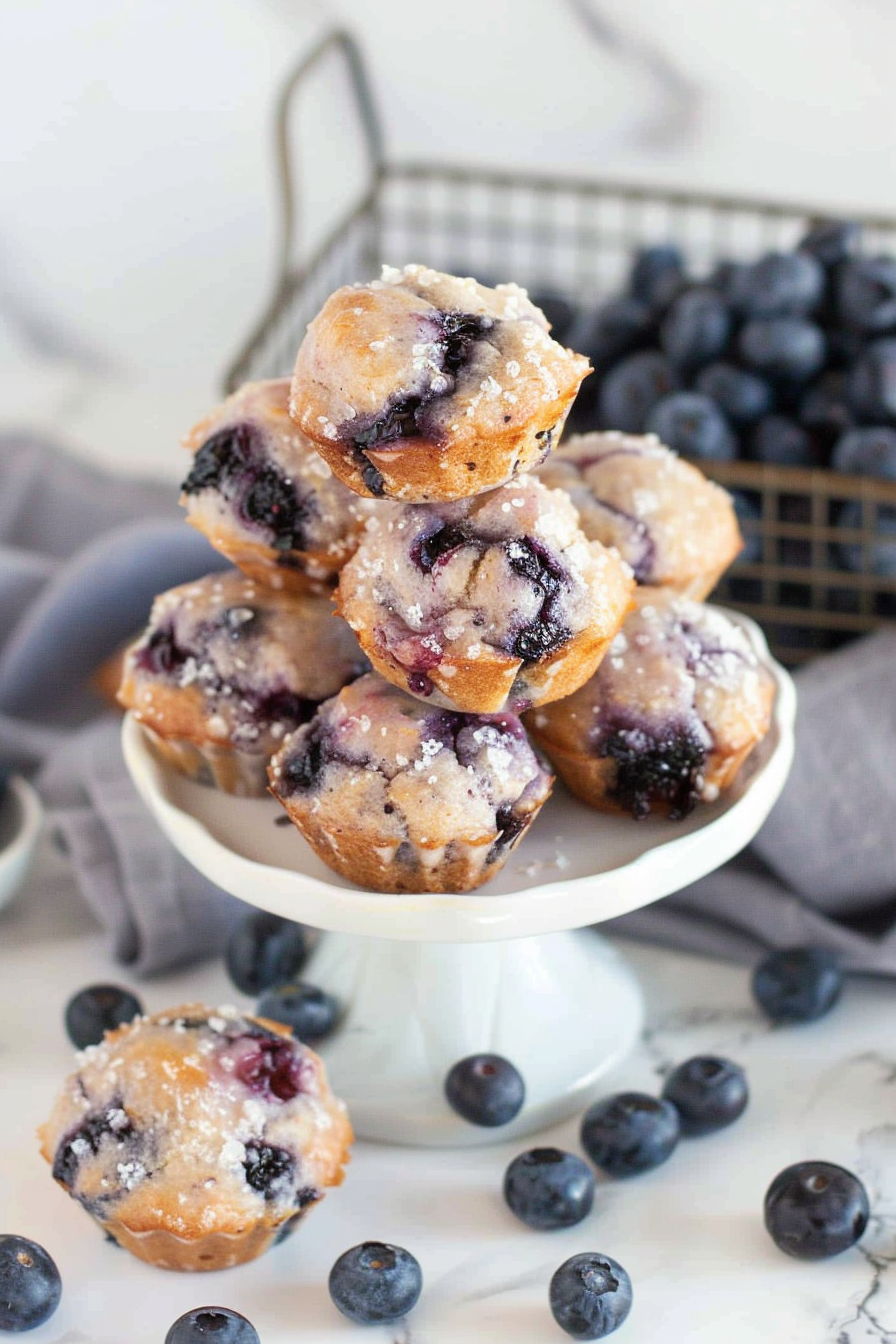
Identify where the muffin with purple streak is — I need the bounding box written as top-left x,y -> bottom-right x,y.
527,590 -> 774,820
180,379 -> 383,593
537,431 -> 742,599
268,674 -> 554,893
289,264 -> 590,503
336,474 -> 634,715
118,570 -> 368,796
39,1004 -> 351,1271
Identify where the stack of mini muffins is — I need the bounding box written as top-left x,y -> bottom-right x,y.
119,264 -> 776,894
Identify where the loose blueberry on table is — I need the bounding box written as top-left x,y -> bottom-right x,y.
580,1092 -> 680,1177
751,946 -> 844,1024
165,1307 -> 260,1344
64,983 -> 144,1050
225,910 -> 308,996
549,1252 -> 633,1340
256,982 -> 339,1044
444,1054 -> 526,1127
0,1235 -> 62,1333
329,1242 -> 423,1325
503,1148 -> 595,1230
764,1161 -> 869,1260
661,1055 -> 748,1136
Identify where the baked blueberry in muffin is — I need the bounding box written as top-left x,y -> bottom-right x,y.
289,265 -> 591,502
39,1005 -> 352,1271
537,431 -> 742,599
527,591 -> 775,820
268,674 -> 554,893
337,475 -> 634,715
181,379 -> 383,591
118,570 -> 368,795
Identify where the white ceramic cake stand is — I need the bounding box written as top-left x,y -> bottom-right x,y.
122,612 -> 795,1147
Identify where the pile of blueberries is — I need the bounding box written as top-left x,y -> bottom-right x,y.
559,219 -> 896,481
0,925 -> 868,1341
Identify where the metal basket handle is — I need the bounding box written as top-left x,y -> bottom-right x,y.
273,28 -> 384,284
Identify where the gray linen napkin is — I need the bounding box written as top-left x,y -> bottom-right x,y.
4,432 -> 896,976
0,434 -> 244,974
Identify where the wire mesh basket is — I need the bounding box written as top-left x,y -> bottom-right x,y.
225,29 -> 896,666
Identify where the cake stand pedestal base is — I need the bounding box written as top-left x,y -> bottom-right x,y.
304,925 -> 644,1146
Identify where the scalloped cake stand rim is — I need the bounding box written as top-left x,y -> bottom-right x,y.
122,609 -> 796,946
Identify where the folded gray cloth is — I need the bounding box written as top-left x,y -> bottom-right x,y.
4,432 -> 896,977
0,434 -> 244,974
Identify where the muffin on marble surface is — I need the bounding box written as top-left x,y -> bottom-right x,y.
526,590 -> 775,820
268,674 -> 554,893
537,431 -> 742,598
39,1004 -> 352,1272
118,570 -> 368,796
337,475 -> 634,715
289,264 -> 591,502
181,379 -> 383,591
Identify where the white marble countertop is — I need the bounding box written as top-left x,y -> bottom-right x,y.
4,837 -> 896,1344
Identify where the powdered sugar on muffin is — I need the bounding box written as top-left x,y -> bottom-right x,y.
337,475 -> 634,713
269,674 -> 554,893
537,430 -> 742,598
39,1005 -> 351,1270
527,590 -> 774,820
181,379 -> 385,590
289,265 -> 591,502
118,570 -> 368,794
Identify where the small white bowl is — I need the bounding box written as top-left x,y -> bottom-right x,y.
0,776 -> 43,911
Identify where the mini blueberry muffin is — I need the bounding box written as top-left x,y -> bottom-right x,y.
289,264 -> 591,502
527,591 -> 775,820
39,1004 -> 352,1272
337,475 -> 634,715
537,431 -> 742,599
118,570 -> 368,796
268,674 -> 554,893
181,379 -> 382,592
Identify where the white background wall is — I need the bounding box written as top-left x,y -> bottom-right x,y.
2,0 -> 896,479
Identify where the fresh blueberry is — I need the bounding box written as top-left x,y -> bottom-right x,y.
584,296 -> 655,371
64,984 -> 143,1050
798,218 -> 861,270
661,1056 -> 748,1136
549,1252 -> 633,1340
837,255 -> 896,334
598,351 -> 679,433
710,258 -> 750,300
694,362 -> 774,428
729,251 -> 825,318
580,1092 -> 680,1177
659,288 -> 731,373
846,338 -> 896,421
0,1236 -> 62,1333
256,983 -> 339,1044
832,426 -> 896,479
503,1148 -> 595,1230
165,1306 -> 260,1344
837,500 -> 896,577
225,911 -> 308,996
764,1161 -> 869,1260
629,243 -> 685,310
444,1054 -> 525,1127
731,491 -> 763,564
328,1242 -> 423,1325
752,946 -> 844,1024
646,392 -> 736,461
738,318 -> 826,383
750,416 -> 817,468
798,373 -> 853,447
531,290 -> 577,344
